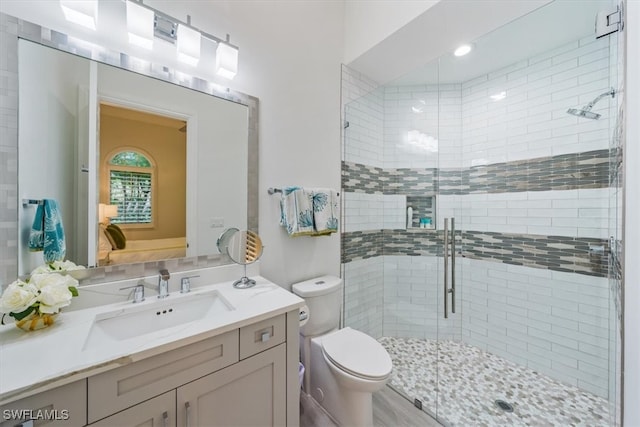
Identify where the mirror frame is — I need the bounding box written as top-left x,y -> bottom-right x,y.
2,13 -> 259,285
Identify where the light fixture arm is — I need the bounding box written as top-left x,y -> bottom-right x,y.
149,4 -> 238,49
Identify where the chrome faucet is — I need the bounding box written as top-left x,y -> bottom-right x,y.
180,275 -> 200,294
158,269 -> 170,298
120,283 -> 146,303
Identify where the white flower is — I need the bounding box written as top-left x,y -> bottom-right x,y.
0,281 -> 38,314
30,260 -> 85,275
37,284 -> 72,314
29,273 -> 79,291
50,260 -> 85,272
30,264 -> 54,275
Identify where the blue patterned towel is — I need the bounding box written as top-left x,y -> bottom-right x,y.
310,188 -> 339,235
28,199 -> 66,263
280,187 -> 315,236
279,187 -> 339,236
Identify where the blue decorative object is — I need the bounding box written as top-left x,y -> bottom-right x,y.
28,199 -> 66,262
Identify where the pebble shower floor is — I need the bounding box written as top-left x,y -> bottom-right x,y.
379,337 -> 611,426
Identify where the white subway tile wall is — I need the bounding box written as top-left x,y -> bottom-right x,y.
342,66 -> 384,168
460,258 -> 610,397
341,31 -> 615,398
438,189 -> 610,239
343,257 -> 384,338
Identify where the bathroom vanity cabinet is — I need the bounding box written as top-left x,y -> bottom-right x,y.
0,380 -> 86,427
0,311 -> 298,427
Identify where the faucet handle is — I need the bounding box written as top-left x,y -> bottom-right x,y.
119,283 -> 145,303
180,275 -> 200,294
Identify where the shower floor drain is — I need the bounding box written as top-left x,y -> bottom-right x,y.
494,400 -> 514,412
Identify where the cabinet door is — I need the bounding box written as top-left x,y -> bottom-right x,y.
0,380 -> 86,427
177,344 -> 285,427
88,391 -> 175,427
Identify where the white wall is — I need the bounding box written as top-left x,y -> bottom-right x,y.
144,1 -> 345,288
343,0 -> 439,64
18,40 -> 90,274
1,1 -> 345,289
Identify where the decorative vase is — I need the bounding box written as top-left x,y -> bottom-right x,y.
15,312 -> 58,331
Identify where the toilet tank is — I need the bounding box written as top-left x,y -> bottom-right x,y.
291,275 -> 342,337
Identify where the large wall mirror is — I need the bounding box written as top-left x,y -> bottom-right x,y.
14,19 -> 258,279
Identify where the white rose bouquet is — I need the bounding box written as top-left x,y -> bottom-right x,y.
0,261 -> 81,322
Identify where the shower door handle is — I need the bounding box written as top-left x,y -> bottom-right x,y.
451,218 -> 455,314
443,218 -> 449,319
443,217 -> 455,319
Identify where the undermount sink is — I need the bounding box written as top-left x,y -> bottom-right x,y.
83,290 -> 234,348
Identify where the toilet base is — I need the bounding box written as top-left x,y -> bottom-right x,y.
309,336 -> 381,427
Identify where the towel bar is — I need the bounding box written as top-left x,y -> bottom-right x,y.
267,187 -> 339,196
22,198 -> 43,206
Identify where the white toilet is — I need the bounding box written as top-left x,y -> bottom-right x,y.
292,276 -> 392,427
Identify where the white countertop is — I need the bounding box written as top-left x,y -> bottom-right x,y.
0,275 -> 304,405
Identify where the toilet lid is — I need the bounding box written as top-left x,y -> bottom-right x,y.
321,328 -> 392,380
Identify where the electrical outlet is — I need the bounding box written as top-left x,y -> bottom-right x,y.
210,217 -> 224,228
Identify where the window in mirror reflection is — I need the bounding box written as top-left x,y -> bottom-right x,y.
99,103 -> 186,250
108,150 -> 154,225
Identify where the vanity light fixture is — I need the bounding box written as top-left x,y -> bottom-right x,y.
59,0 -> 98,30
153,11 -> 239,78
91,1 -> 240,77
454,44 -> 472,57
126,0 -> 154,50
215,36 -> 239,79
176,22 -> 201,66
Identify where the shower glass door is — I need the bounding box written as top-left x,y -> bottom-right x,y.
341,1 -> 622,424
433,64 -> 465,424
432,1 -> 622,425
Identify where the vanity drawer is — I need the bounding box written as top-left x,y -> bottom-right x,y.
87,329 -> 239,423
0,380 -> 87,427
239,314 -> 286,359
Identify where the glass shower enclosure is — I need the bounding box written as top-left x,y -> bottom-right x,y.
341,1 -> 623,425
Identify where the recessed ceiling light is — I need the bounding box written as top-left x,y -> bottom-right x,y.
454,44 -> 472,57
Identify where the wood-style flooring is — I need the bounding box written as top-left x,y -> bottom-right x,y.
300,385 -> 442,427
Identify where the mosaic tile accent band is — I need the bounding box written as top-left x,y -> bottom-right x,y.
342,229 -> 609,277
342,149 -> 612,195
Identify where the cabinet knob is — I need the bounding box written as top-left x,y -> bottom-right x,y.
261,331 -> 271,342
162,411 -> 169,427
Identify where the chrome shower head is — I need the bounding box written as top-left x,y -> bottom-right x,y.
566,88 -> 616,120
567,108 -> 601,120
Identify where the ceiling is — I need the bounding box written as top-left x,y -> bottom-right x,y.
352,0 -> 614,87
101,103 -> 186,130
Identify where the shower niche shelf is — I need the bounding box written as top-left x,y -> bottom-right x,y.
406,195 -> 435,230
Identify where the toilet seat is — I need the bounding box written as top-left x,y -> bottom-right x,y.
321,328 -> 392,381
